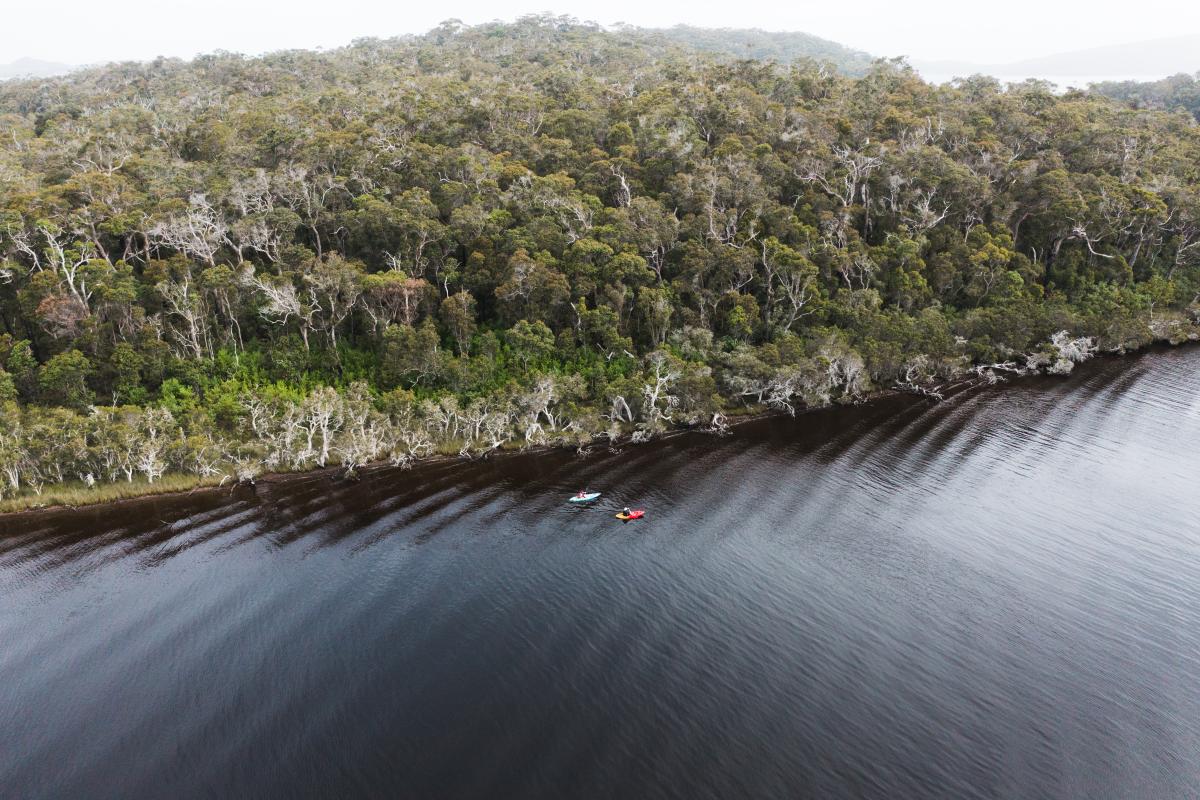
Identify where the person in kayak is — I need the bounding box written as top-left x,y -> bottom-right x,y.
577,490 -> 589,498
622,507 -> 631,516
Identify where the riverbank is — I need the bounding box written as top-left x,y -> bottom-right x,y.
6,336 -> 1185,521
0,397 -> 892,520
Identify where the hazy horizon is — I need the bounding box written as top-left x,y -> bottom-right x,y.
4,1 -> 1200,72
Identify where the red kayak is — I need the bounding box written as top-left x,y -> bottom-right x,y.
615,510 -> 645,521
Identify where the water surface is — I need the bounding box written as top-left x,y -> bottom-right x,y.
3,349 -> 1200,799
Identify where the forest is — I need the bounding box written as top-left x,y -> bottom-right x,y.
1,15 -> 1199,508
1093,72 -> 1200,122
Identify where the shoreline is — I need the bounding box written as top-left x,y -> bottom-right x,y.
0,340 -> 1193,522
0,392 -> 900,521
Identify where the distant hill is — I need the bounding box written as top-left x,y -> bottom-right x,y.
1091,72 -> 1200,120
914,34 -> 1200,85
0,24 -> 873,83
999,35 -> 1200,78
638,25 -> 875,75
0,57 -> 74,80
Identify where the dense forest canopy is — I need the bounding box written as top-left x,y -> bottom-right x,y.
1,15 -> 1199,503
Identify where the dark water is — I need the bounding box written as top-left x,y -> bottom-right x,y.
3,350 -> 1200,800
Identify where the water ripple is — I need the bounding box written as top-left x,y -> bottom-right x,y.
3,347 -> 1200,799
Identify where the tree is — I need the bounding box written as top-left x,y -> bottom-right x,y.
361,272 -> 430,333
157,261 -> 212,359
247,270 -> 319,350
381,321 -> 442,388
966,227 -> 1020,305
639,350 -> 681,433
439,291 -> 477,355
5,341 -> 38,402
89,406 -> 141,482
149,195 -> 229,266
300,386 -> 344,468
0,369 -> 15,404
38,350 -> 93,409
637,286 -> 674,347
336,383 -> 396,475
305,254 -> 363,350
135,407 -> 177,483
494,249 -> 571,324
504,320 -> 555,372
0,403 -> 24,497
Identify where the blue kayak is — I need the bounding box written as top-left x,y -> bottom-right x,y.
568,492 -> 601,504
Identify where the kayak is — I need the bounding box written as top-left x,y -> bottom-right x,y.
615,509 -> 645,521
568,492 -> 601,504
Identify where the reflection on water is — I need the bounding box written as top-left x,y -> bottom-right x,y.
3,349 -> 1200,799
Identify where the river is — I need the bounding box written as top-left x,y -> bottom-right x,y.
2,348 -> 1199,799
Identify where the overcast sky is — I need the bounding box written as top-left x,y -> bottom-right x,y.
6,0 -> 1200,66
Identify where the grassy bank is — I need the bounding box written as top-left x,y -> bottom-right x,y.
0,474 -> 229,516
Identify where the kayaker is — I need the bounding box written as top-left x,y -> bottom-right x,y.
577,490 -> 588,498
622,506 -> 630,516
